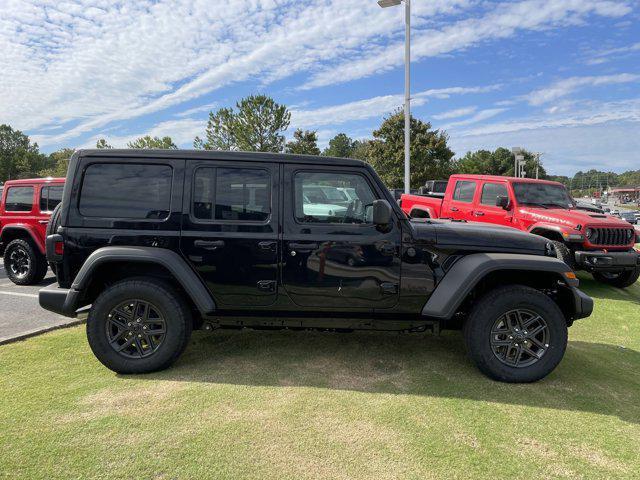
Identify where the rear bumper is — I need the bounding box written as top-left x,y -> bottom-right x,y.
39,284 -> 80,317
570,286 -> 593,320
574,250 -> 639,271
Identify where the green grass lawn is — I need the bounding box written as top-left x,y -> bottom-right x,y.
1,275 -> 639,480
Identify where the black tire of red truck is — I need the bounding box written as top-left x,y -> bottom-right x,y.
592,267 -> 640,288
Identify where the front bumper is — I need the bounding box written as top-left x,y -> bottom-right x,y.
570,286 -> 593,320
574,250 -> 640,271
39,283 -> 80,317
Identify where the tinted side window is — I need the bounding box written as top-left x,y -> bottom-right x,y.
294,171 -> 376,224
481,183 -> 508,205
192,167 -> 270,222
5,187 -> 34,212
79,163 -> 172,219
452,181 -> 476,203
39,185 -> 64,212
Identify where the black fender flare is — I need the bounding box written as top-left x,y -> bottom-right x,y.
421,253 -> 575,319
71,246 -> 216,315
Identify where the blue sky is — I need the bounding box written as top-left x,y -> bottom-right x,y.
1,0 -> 639,176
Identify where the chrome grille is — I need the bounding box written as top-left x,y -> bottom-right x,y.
589,227 -> 633,246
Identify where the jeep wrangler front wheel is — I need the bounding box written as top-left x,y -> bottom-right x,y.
86,278 -> 192,374
592,267 -> 640,288
463,285 -> 568,383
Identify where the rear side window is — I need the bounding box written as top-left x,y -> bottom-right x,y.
40,185 -> 64,212
5,187 -> 34,212
480,183 -> 508,205
452,181 -> 476,203
79,163 -> 172,219
193,167 -> 270,222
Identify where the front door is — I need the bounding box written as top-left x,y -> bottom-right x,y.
281,165 -> 401,310
181,160 -> 279,308
447,179 -> 478,221
474,181 -> 512,225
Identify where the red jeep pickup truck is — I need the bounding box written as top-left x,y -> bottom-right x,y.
0,177 -> 65,285
401,174 -> 640,288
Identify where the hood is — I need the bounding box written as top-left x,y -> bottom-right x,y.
518,207 -> 630,228
411,220 -> 549,255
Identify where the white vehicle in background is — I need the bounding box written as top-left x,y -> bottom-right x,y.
301,195 -> 347,220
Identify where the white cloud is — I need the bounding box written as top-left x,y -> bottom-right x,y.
526,73 -> 640,105
1,0 -> 470,146
586,41 -> 640,65
291,85 -> 499,129
440,108 -> 508,129
303,0 -> 633,89
433,106 -> 477,120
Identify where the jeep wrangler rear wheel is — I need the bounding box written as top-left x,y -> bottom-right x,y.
86,278 -> 192,374
592,267 -> 640,288
463,285 -> 567,383
3,238 -> 48,285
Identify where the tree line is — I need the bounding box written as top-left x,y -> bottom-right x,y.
2,94 -> 639,190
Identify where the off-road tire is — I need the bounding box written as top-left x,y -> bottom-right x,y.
3,238 -> 48,285
550,240 -> 576,269
463,285 -> 568,383
87,278 -> 192,374
592,267 -> 640,289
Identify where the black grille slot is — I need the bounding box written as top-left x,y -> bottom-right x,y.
590,227 -> 631,246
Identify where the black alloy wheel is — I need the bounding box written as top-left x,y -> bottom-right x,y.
8,244 -> 31,280
106,300 -> 167,359
490,309 -> 549,368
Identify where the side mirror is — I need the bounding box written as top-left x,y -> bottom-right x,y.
496,195 -> 510,209
372,199 -> 392,226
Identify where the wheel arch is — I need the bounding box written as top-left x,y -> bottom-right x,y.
528,225 -> 566,242
422,253 -> 577,321
409,206 -> 434,219
71,247 -> 216,318
1,225 -> 44,254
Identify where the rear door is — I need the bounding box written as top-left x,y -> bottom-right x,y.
474,181 -> 512,225
447,180 -> 478,221
180,160 -> 279,308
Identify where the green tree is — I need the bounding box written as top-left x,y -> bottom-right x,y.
361,110 -> 455,189
285,129 -> 320,155
0,124 -> 49,181
194,108 -> 236,150
456,147 -> 548,178
322,133 -> 358,158
234,95 -> 291,152
127,135 -> 177,149
96,138 -> 112,149
194,95 -> 290,152
39,148 -> 75,177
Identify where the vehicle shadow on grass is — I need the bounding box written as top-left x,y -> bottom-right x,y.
143,329 -> 640,425
576,272 -> 640,305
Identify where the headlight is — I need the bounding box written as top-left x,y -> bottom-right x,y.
586,228 -> 593,239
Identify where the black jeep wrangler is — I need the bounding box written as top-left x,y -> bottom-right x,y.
39,150 -> 593,382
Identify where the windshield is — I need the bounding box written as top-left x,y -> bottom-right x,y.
512,182 -> 575,209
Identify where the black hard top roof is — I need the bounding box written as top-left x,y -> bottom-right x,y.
77,149 -> 367,168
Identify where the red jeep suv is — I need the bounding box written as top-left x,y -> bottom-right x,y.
0,177 -> 65,285
401,175 -> 640,288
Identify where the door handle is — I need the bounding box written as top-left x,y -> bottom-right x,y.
289,242 -> 319,250
194,240 -> 225,250
39,220 -> 49,224
258,241 -> 277,250
450,207 -> 459,212
474,211 -> 485,216
257,280 -> 276,292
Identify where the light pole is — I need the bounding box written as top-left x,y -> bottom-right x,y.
378,0 -> 411,194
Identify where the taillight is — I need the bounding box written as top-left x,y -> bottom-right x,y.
54,241 -> 64,256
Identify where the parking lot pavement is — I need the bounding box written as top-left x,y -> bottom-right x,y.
0,259 -> 83,344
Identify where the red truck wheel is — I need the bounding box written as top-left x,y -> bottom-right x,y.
592,267 -> 640,288
3,238 -> 48,285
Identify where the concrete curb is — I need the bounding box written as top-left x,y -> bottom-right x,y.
0,318 -> 86,346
